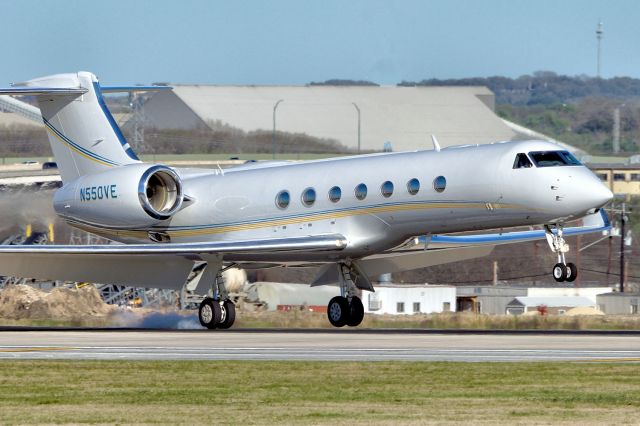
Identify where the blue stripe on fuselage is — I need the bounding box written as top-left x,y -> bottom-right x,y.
92,81 -> 139,161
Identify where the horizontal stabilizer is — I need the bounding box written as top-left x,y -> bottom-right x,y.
100,86 -> 173,93
0,87 -> 87,96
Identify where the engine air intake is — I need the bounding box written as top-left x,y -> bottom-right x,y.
138,166 -> 183,220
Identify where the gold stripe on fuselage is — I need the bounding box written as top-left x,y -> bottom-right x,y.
70,201 -> 523,241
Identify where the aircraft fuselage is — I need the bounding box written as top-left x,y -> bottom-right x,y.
60,140 -> 612,262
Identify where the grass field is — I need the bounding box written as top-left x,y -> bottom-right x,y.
3,311 -> 640,331
0,361 -> 639,424
233,311 -> 640,330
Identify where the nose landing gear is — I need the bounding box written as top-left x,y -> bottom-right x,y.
545,224 -> 577,283
327,263 -> 366,327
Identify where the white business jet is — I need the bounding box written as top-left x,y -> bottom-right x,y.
0,72 -> 613,329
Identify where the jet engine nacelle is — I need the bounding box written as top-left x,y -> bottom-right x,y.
53,164 -> 184,228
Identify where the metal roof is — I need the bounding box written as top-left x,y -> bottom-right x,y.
141,85 -> 517,152
597,292 -> 640,298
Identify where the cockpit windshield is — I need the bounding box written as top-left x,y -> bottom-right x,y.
528,151 -> 581,167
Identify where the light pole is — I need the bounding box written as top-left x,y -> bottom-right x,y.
272,99 -> 284,159
620,202 -> 626,293
352,102 -> 361,154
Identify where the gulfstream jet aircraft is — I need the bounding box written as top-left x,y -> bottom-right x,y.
0,72 -> 613,329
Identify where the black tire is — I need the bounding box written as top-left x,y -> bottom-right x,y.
565,262 -> 578,282
217,300 -> 236,329
552,263 -> 566,282
199,297 -> 221,329
327,296 -> 350,327
346,296 -> 365,327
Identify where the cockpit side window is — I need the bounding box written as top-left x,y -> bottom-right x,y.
513,153 -> 533,169
558,151 -> 581,165
528,150 -> 582,167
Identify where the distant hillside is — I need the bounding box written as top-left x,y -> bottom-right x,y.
497,98 -> 640,154
400,71 -> 640,155
400,71 -> 640,105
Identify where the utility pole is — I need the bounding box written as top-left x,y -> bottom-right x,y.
352,102 -> 361,154
596,21 -> 603,78
272,99 -> 284,160
620,202 -> 625,292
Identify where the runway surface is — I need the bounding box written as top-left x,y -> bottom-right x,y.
1,328 -> 640,362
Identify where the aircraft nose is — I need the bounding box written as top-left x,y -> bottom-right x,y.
590,182 -> 614,208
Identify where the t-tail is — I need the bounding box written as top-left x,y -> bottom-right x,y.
0,72 -> 170,182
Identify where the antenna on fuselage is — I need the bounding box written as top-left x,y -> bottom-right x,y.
431,135 -> 441,152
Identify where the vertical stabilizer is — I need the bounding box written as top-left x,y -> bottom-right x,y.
15,72 -> 140,182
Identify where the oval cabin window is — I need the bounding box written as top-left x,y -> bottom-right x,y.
381,181 -> 394,198
328,186 -> 341,203
301,187 -> 316,207
433,176 -> 446,193
355,183 -> 367,200
276,190 -> 290,209
407,178 -> 420,195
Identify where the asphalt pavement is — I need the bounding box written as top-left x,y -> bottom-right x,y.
1,328 -> 639,362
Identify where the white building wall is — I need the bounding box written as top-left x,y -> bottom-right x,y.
527,287 -> 613,304
364,286 -> 456,315
250,282 -> 340,311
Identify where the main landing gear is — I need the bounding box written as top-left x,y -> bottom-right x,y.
198,269 -> 236,329
327,263 -> 365,327
545,224 -> 577,283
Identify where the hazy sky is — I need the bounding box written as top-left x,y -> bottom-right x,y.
2,0 -> 639,86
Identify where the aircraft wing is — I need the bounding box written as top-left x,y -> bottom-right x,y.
0,234 -> 346,290
351,210 -> 611,279
418,209 -> 611,248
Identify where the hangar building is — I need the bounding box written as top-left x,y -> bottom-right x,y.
135,85 -> 518,152
597,293 -> 640,314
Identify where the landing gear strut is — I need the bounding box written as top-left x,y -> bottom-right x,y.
198,266 -> 237,329
545,224 -> 577,283
327,263 -> 365,327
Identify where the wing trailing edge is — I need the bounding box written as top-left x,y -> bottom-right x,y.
0,234 -> 347,255
0,234 -> 347,289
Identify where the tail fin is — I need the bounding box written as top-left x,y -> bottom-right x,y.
0,72 -> 168,182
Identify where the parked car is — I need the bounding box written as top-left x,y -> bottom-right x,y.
42,162 -> 58,170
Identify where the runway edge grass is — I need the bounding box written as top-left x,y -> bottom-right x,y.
0,361 -> 639,424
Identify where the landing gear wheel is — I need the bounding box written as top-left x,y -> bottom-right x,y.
552,263 -> 567,282
346,296 -> 365,327
217,300 -> 236,329
565,262 -> 578,283
199,297 -> 221,329
327,296 -> 350,328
